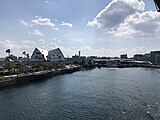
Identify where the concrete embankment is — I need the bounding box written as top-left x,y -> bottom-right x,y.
0,67 -> 81,88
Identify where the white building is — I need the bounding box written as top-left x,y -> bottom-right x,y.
48,48 -> 65,62
31,48 -> 48,61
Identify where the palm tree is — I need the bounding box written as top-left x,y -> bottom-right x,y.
5,49 -> 11,73
6,49 -> 11,56
22,51 -> 30,73
23,51 -> 26,55
23,51 -> 26,59
26,54 -> 29,58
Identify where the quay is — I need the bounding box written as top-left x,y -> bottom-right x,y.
0,66 -> 81,88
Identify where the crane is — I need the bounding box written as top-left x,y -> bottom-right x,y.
154,0 -> 160,12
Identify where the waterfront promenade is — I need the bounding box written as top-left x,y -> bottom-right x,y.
0,65 -> 81,88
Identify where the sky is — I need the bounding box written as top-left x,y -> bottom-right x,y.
0,0 -> 160,58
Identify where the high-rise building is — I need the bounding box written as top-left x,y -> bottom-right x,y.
155,54 -> 160,64
150,51 -> 160,64
78,51 -> 81,57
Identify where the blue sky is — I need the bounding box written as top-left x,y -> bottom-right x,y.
0,0 -> 159,57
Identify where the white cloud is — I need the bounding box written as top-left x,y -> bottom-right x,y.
0,39 -> 149,58
36,39 -> 62,50
87,0 -> 144,30
57,40 -> 63,44
87,0 -> 160,38
44,0 -> 49,4
73,39 -> 83,42
80,45 -> 93,51
32,29 -> 44,36
78,45 -> 116,57
21,40 -> 37,49
19,20 -> 29,27
0,40 -> 18,49
114,11 -> 160,38
61,21 -> 73,27
52,27 -> 59,31
38,39 -> 45,44
47,42 -> 58,49
78,45 -> 148,57
0,40 -> 37,57
116,47 -> 147,55
31,16 -> 55,27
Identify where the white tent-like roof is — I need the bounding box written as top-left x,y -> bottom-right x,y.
36,48 -> 48,60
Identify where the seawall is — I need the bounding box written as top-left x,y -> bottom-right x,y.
0,67 -> 81,88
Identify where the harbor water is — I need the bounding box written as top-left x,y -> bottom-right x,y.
0,68 -> 160,120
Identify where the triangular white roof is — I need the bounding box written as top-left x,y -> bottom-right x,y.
48,48 -> 64,57
36,47 -> 48,60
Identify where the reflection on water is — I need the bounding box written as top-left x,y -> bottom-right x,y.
0,68 -> 160,120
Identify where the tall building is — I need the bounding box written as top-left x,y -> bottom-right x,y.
150,51 -> 160,64
78,51 -> 81,57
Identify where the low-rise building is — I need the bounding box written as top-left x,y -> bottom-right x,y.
5,54 -> 17,61
31,47 -> 65,62
144,53 -> 151,61
134,54 -> 143,60
31,48 -> 48,61
120,54 -> 128,59
133,53 -> 150,61
48,48 -> 65,62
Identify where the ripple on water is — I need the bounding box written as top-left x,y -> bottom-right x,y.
0,68 -> 160,120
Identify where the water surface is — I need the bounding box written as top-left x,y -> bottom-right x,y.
0,68 -> 160,120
